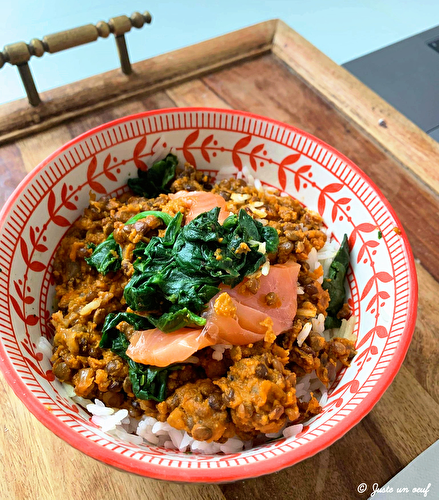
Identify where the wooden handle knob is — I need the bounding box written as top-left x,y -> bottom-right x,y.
43,25 -> 99,54
109,16 -> 132,36
1,11 -> 152,64
3,41 -> 31,65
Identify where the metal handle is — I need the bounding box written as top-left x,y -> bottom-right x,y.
0,11 -> 152,106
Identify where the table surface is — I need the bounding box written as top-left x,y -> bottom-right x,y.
0,20 -> 438,500
2,0 -> 439,105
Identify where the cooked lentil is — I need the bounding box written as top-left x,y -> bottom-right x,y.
51,163 -> 356,443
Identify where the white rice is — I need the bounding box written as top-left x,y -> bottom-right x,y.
114,426 -> 144,445
62,382 -> 76,398
295,368 -> 332,404
86,399 -> 113,416
312,313 -> 326,334
297,322 -> 312,347
261,259 -> 271,276
130,413 -> 252,453
36,336 -> 53,359
306,247 -> 324,284
215,166 -> 239,182
265,421 -> 288,439
80,397 -> 306,454
338,315 -> 357,341
242,166 -> 255,187
148,136 -> 168,164
283,424 -> 304,438
85,399 -> 129,432
317,239 -> 340,278
211,344 -> 232,361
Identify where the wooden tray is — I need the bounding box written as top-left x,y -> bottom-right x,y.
0,20 -> 438,500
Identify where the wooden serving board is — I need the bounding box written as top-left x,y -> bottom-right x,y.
0,20 -> 438,500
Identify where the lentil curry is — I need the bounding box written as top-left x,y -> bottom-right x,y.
51,157 -> 356,444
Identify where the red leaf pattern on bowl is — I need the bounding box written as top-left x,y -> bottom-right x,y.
29,227 -> 48,252
329,379 -> 360,398
182,130 -> 199,167
375,272 -> 393,283
48,191 -> 70,227
317,183 -> 343,216
10,296 -> 26,322
360,271 -> 393,301
132,136 -> 148,171
231,135 -> 252,171
103,154 -> 117,182
281,153 -> 301,166
330,197 -> 351,222
277,153 -> 301,190
86,157 -> 107,194
278,166 -> 287,190
249,143 -> 264,171
25,356 -> 54,381
10,296 -> 39,326
294,164 -> 311,191
200,134 -> 214,163
356,325 -> 389,350
357,240 -> 379,263
349,223 -> 377,250
20,237 -> 45,272
61,183 -> 77,211
366,290 -> 390,312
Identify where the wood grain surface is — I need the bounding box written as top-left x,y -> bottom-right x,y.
0,20 -> 275,145
273,20 -> 439,197
0,21 -> 437,500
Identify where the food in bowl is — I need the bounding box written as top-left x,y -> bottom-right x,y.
47,153 -> 357,453
0,108 -> 416,480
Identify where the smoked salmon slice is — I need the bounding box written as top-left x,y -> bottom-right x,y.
127,328 -> 216,368
169,190 -> 229,224
217,259 -> 300,337
127,260 -> 300,367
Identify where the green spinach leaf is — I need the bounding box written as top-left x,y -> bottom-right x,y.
86,211 -> 174,276
261,225 -> 280,254
86,151 -> 178,276
129,363 -> 182,402
99,312 -> 181,402
128,153 -> 178,197
322,234 -> 350,329
162,211 -> 183,247
100,312 -> 153,352
148,307 -> 206,333
123,207 -> 279,331
85,234 -> 122,275
126,211 -> 173,226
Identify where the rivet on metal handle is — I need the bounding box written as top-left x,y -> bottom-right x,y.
0,10 -> 152,106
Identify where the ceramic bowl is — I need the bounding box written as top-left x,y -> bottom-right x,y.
0,108 -> 417,482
